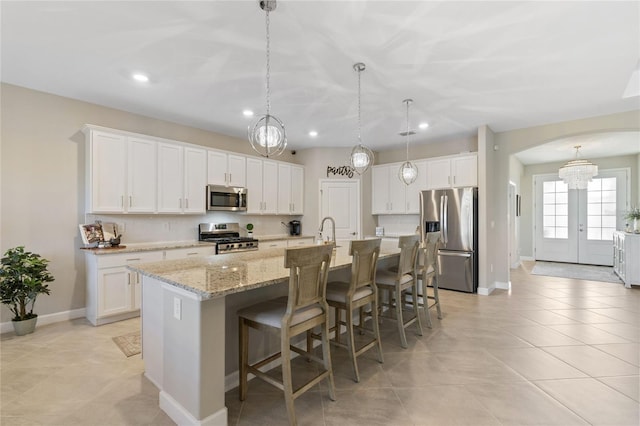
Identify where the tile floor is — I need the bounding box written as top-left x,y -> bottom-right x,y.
1,261 -> 639,425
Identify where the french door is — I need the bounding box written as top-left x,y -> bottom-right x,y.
534,169 -> 628,266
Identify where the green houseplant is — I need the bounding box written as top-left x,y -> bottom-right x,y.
246,223 -> 254,237
625,206 -> 640,232
0,246 -> 54,335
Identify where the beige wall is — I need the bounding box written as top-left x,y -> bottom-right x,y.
376,134 -> 477,164
492,110 -> 640,288
0,83 -> 301,322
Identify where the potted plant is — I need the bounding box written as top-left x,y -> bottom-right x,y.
246,223 -> 254,238
625,206 -> 640,233
0,246 -> 54,335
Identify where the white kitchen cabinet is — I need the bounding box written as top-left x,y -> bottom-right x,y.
613,231 -> 640,288
277,163 -> 305,215
247,157 -> 279,214
207,150 -> 246,187
425,154 -> 477,189
164,246 -> 215,260
260,240 -> 288,250
372,164 -> 414,214
85,250 -> 164,326
157,143 -> 206,214
287,237 -> 314,247
405,160 -> 427,214
85,128 -> 157,214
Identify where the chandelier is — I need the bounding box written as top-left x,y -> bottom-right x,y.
349,62 -> 374,175
558,145 -> 598,189
248,0 -> 287,157
398,98 -> 418,185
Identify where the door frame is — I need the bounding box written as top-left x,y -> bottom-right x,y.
318,179 -> 362,240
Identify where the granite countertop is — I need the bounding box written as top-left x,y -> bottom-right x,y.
81,240 -> 215,255
129,240 -> 400,300
255,234 -> 315,241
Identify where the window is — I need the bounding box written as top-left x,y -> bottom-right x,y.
587,177 -> 617,241
543,180 -> 568,239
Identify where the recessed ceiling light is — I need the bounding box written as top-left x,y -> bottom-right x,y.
419,122 -> 430,129
243,110 -> 254,117
309,130 -> 318,137
132,73 -> 149,83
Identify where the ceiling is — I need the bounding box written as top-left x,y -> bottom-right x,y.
1,1 -> 639,155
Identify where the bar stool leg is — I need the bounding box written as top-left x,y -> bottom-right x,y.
421,277 -> 433,329
239,317 -> 249,401
345,304 -> 360,382
371,300 -> 384,363
322,317 -> 337,401
433,276 -> 442,319
413,276 -> 423,337
281,335 -> 296,425
395,286 -> 408,348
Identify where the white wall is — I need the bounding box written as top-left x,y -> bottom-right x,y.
0,84 -> 302,322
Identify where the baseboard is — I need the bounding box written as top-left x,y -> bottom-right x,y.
495,281 -> 511,290
477,286 -> 494,296
160,391 -> 227,426
0,308 -> 86,334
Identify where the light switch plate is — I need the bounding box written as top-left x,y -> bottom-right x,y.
173,297 -> 181,320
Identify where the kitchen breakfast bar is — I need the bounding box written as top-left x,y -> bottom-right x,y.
129,241 -> 401,426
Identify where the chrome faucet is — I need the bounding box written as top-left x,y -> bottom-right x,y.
319,216 -> 336,244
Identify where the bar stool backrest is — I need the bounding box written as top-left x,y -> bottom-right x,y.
283,244 -> 334,326
396,234 -> 420,278
349,238 -> 381,296
424,232 -> 441,272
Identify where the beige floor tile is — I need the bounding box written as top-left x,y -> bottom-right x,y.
591,322 -> 640,343
549,308 -> 624,324
467,381 -> 589,425
588,308 -> 640,325
516,309 -> 582,325
597,376 -> 640,402
502,324 -> 584,346
486,347 -> 588,380
534,377 -> 640,426
554,297 -> 617,309
543,345 -> 639,377
395,384 -> 501,425
322,387 -> 412,426
549,323 -> 633,344
592,343 -> 640,367
431,350 -> 527,384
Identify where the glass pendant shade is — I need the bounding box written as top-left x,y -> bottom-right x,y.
558,145 -> 598,189
349,62 -> 374,175
248,114 -> 286,156
248,0 -> 286,158
398,98 -> 418,185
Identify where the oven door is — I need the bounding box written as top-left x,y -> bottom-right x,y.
207,185 -> 247,211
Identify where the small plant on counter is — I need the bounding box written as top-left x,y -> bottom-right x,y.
0,246 -> 54,335
625,206 -> 640,221
246,223 -> 254,237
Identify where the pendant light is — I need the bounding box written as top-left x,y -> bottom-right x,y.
350,62 -> 374,175
398,98 -> 418,185
248,0 -> 286,157
558,145 -> 598,189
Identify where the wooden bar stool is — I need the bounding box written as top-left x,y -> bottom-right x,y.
324,238 -> 384,382
375,234 -> 422,348
238,244 -> 336,425
407,232 -> 443,328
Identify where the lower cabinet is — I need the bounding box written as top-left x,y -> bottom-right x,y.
86,246 -> 215,326
258,237 -> 315,251
287,237 -> 314,247
613,231 -> 640,288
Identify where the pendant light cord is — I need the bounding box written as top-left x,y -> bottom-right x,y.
405,100 -> 410,160
265,9 -> 271,117
357,66 -> 362,144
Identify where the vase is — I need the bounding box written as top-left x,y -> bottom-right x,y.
12,315 -> 37,336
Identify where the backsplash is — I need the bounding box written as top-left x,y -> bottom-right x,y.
376,215 -> 420,237
85,213 -> 304,244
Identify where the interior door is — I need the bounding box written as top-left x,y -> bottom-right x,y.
319,180 -> 360,241
534,170 -> 628,265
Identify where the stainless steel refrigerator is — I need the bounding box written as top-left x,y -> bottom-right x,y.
420,187 -> 478,293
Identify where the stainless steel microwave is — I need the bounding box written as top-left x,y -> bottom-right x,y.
206,185 -> 247,212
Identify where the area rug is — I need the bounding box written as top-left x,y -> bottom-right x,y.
112,331 -> 141,357
531,261 -> 622,284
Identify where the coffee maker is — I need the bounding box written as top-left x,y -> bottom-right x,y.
288,220 -> 301,236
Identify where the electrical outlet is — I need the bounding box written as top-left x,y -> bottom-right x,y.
173,297 -> 181,320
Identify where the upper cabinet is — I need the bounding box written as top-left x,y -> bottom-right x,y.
425,154 -> 477,189
85,128 -> 156,214
157,144 -> 206,214
207,150 -> 246,187
246,158 -> 279,215
277,163 -> 304,215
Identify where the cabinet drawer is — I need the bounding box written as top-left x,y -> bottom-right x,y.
261,240 -> 288,250
287,238 -> 314,247
96,250 -> 164,269
165,246 -> 214,260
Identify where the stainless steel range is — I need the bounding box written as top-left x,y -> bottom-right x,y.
198,223 -> 259,254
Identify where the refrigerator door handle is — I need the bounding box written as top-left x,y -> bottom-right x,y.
438,251 -> 472,258
443,194 -> 449,244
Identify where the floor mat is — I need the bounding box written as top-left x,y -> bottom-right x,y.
531,261 -> 622,284
112,331 -> 141,357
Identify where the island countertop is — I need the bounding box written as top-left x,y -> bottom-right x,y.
129,240 -> 400,300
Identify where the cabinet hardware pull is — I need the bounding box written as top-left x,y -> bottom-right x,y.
129,196 -> 132,207
121,195 -> 124,207
453,176 -> 456,185
179,198 -> 182,208
229,173 -> 232,183
186,198 -> 189,209
224,172 -> 227,183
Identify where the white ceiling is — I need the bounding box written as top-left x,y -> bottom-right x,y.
1,1 -> 639,155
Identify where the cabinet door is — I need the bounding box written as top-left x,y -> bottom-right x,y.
207,150 -> 228,185
426,158 -> 451,190
260,240 -> 288,250
290,166 -> 304,215
405,160 -> 427,214
246,157 -> 263,214
157,143 -> 184,213
388,165 -> 407,214
262,161 -> 279,214
287,238 -> 314,247
372,166 -> 390,214
277,163 -> 292,214
127,137 -> 157,213
90,131 -> 127,213
227,154 -> 246,187
97,266 -> 132,317
183,147 -> 206,213
452,155 -> 477,187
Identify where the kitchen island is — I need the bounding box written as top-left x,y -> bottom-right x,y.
129,241 -> 401,426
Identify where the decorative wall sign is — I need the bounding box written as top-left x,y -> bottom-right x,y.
327,165 -> 355,178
